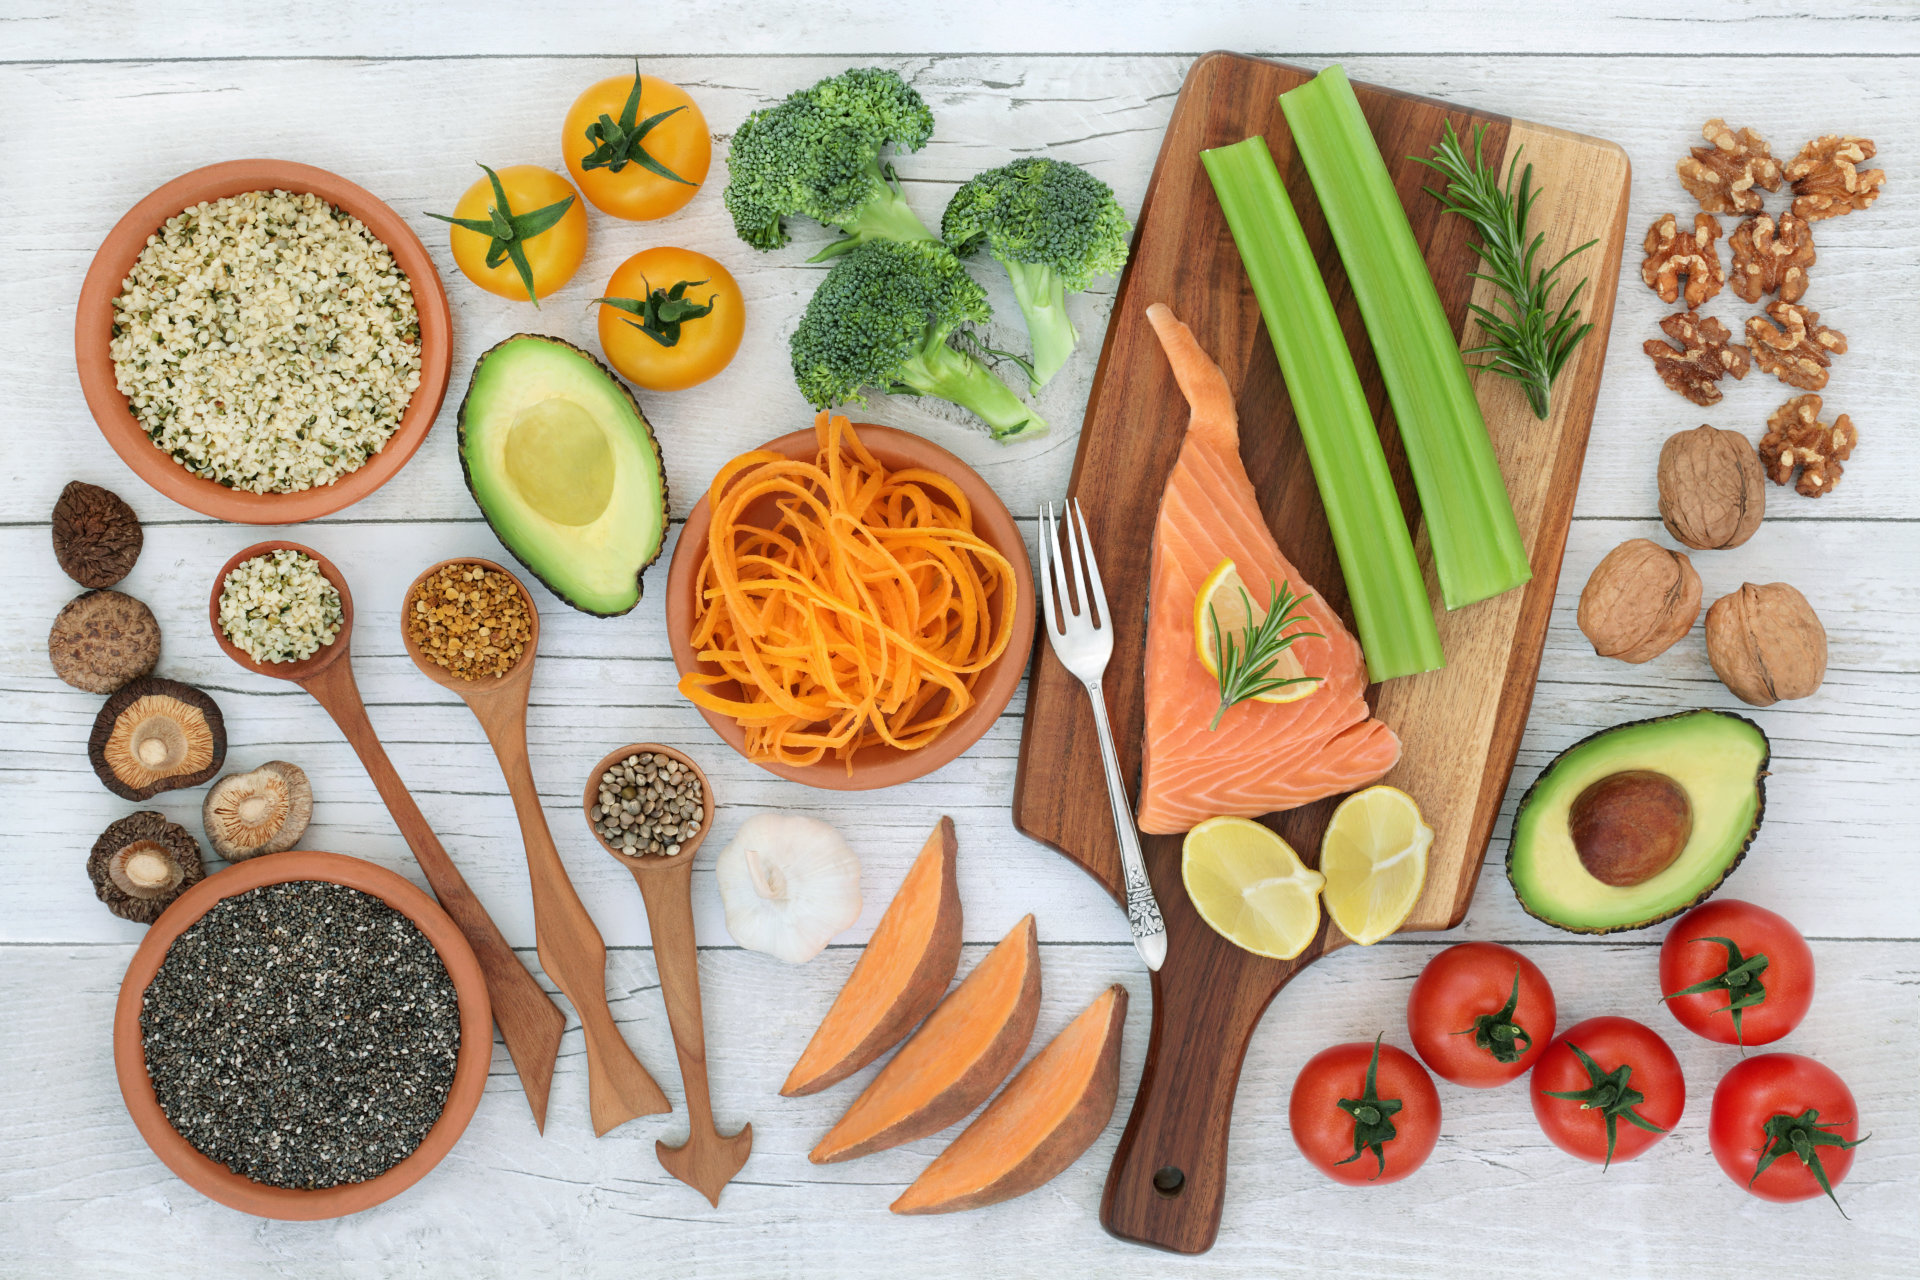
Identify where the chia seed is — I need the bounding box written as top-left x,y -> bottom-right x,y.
139,880 -> 461,1190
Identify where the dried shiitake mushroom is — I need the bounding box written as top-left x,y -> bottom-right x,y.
89,677 -> 226,801
51,481 -> 143,589
1577,538 -> 1702,664
1657,424 -> 1766,550
88,811 -> 205,924
48,590 -> 160,694
1705,582 -> 1827,706
203,761 -> 313,860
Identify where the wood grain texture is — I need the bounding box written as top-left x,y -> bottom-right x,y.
1013,52 -> 1630,1252
4,941 -> 1913,1278
406,574 -> 674,1137
295,645 -> 568,1130
592,746 -> 753,1205
3,26 -> 1918,1278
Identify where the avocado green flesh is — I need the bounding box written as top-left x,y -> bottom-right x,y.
459,336 -> 666,616
1508,710 -> 1767,933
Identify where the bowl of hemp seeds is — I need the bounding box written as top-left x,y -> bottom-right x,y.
75,159 -> 452,524
112,850 -> 491,1219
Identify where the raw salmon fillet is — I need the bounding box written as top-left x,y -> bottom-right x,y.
1135,303 -> 1399,835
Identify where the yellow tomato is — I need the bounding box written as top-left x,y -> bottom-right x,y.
563,69 -> 711,221
444,164 -> 588,303
595,248 -> 744,392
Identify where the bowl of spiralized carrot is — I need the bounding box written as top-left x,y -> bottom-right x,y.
665,414 -> 1034,790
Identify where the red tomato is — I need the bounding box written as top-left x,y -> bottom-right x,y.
1710,1053 -> 1866,1212
1530,1016 -> 1685,1168
1660,900 -> 1814,1047
1290,1037 -> 1441,1186
1407,942 -> 1556,1087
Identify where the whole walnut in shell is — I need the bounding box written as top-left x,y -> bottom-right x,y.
1657,424 -> 1766,550
1577,539 -> 1702,664
1705,582 -> 1826,706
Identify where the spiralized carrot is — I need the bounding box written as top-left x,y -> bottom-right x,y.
679,413 -> 1018,769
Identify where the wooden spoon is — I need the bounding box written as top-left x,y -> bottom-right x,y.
401,559 -> 670,1136
584,743 -> 752,1205
209,541 -> 564,1130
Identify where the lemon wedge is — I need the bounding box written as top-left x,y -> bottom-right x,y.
1193,560 -> 1316,705
1181,817 -> 1326,959
1320,786 -> 1433,946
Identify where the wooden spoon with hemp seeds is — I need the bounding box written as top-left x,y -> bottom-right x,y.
584,743 -> 753,1206
401,558 -> 672,1136
209,542 -> 566,1131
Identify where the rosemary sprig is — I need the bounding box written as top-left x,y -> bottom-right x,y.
1412,120 -> 1597,420
1208,579 -> 1324,730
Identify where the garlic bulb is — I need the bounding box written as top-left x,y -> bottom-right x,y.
715,814 -> 862,964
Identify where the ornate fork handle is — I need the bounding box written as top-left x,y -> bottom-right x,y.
1083,676 -> 1167,970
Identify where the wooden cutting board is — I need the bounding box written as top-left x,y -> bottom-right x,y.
1012,52 -> 1631,1254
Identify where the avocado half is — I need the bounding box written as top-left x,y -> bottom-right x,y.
1507,709 -> 1769,934
457,335 -> 668,616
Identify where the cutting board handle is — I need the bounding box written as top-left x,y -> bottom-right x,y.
1102,933 -> 1320,1254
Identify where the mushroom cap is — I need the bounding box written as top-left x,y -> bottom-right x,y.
202,761 -> 313,860
89,677 -> 227,801
52,480 -> 144,588
88,810 -> 205,924
48,590 -> 160,694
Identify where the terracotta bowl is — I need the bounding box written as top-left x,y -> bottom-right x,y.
209,540 -> 355,682
112,850 -> 492,1220
76,159 -> 453,524
664,423 -> 1034,790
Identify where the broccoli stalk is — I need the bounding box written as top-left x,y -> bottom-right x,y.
941,157 -> 1132,390
791,239 -> 1046,443
724,67 -> 941,262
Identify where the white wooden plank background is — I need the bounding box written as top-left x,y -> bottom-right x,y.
3,5 -> 1916,1278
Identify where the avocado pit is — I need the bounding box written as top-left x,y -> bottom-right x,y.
1568,770 -> 1693,887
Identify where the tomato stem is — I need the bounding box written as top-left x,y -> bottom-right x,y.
425,163 -> 577,305
1543,1040 -> 1667,1170
1333,1034 -> 1403,1180
1752,1107 -> 1868,1217
1452,967 -> 1532,1064
579,59 -> 695,186
1662,935 -> 1769,1048
591,277 -> 717,348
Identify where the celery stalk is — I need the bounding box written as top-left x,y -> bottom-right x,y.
1279,65 -> 1531,610
1199,137 -> 1442,682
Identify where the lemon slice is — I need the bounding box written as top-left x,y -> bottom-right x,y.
1320,786 -> 1434,946
1181,817 -> 1326,959
1193,560 -> 1316,705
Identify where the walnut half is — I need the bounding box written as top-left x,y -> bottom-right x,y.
1644,310 -> 1750,407
1728,213 -> 1815,304
1746,301 -> 1846,392
1787,135 -> 1885,222
1760,394 -> 1856,497
1677,119 -> 1783,216
1641,212 -> 1725,308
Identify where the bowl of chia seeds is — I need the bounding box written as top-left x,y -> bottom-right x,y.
112,850 -> 491,1219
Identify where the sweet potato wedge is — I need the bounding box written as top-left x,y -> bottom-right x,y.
783,817 -> 963,1097
810,914 -> 1040,1164
891,984 -> 1128,1214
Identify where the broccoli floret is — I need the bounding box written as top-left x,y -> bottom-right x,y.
941,157 -> 1132,389
791,239 -> 1047,443
724,67 -> 939,261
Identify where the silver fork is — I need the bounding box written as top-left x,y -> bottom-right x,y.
1038,499 -> 1167,972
